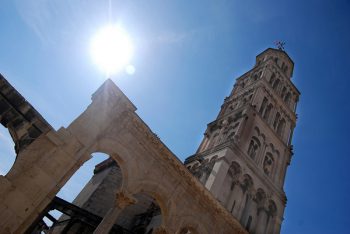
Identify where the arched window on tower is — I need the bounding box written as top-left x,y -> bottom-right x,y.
281,87 -> 287,100
277,118 -> 286,136
259,97 -> 268,115
247,137 -> 261,160
272,79 -> 280,90
263,104 -> 273,121
269,73 -> 276,85
263,153 -> 274,176
265,200 -> 278,233
273,112 -> 281,130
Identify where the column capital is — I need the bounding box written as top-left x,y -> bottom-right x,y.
115,191 -> 136,209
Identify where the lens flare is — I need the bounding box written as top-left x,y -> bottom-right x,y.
90,25 -> 133,76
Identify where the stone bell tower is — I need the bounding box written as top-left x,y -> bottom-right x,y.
185,48 -> 300,234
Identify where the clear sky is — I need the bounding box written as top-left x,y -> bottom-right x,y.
1,1 -> 350,233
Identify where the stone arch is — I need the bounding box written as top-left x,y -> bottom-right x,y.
263,152 -> 274,176
247,136 -> 261,160
209,155 -> 218,163
268,143 -> 280,156
23,150 -> 127,233
90,136 -> 145,190
127,179 -> 174,227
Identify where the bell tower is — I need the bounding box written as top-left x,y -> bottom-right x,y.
185,48 -> 300,234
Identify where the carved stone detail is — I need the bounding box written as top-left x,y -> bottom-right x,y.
115,191 -> 136,209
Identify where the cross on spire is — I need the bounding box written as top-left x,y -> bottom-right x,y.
274,41 -> 286,51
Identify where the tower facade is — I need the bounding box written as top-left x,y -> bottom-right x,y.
185,48 -> 299,234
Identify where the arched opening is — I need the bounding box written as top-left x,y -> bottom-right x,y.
116,192 -> 163,234
0,125 -> 16,175
269,73 -> 276,84
247,137 -> 261,160
272,79 -> 280,90
281,87 -> 287,99
27,152 -> 130,233
179,227 -> 199,234
273,112 -> 281,129
263,153 -> 274,177
263,104 -> 273,121
259,97 -> 268,115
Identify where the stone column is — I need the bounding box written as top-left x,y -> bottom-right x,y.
232,185 -> 245,219
225,179 -> 240,212
255,206 -> 269,234
239,192 -> 253,225
265,215 -> 281,234
93,191 -> 136,234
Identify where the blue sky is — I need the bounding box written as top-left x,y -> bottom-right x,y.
1,0 -> 350,233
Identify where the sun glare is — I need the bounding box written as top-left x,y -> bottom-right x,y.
90,25 -> 133,76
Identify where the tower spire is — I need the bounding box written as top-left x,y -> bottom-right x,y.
185,48 -> 300,234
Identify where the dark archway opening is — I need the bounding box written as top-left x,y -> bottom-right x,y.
116,193 -> 162,234
26,153 -> 162,234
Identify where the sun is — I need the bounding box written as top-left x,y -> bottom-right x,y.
90,25 -> 133,76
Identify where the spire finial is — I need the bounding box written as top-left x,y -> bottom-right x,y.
274,41 -> 285,51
